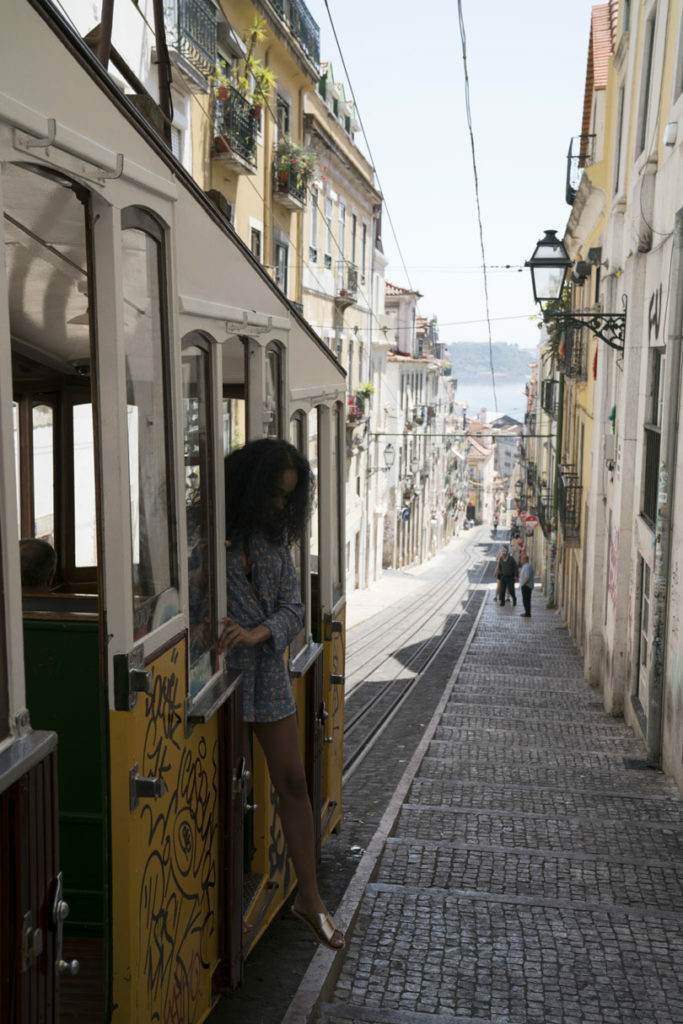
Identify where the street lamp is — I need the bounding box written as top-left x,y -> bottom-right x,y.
525,228 -> 626,351
525,229 -> 572,304
367,442 -> 395,476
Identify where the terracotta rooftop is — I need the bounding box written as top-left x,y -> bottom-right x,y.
580,2 -> 616,142
386,281 -> 423,299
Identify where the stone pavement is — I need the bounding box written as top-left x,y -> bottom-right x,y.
287,584 -> 683,1024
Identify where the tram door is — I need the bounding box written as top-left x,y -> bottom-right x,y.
4,161 -> 106,1019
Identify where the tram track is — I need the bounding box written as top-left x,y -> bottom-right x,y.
344,546 -> 482,684
342,542 -> 495,781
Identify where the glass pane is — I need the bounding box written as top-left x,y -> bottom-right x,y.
289,414 -> 307,653
122,226 -> 178,639
0,529 -> 7,742
32,404 -> 54,545
222,397 -> 245,457
12,402 -> 20,528
331,402 -> 343,603
265,346 -> 281,438
73,404 -> 97,566
309,413 -> 319,573
183,345 -> 216,694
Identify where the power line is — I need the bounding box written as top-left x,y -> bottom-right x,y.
321,0 -> 419,306
457,0 -> 498,413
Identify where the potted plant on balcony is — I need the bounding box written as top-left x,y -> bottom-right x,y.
210,18 -> 276,117
274,135 -> 317,192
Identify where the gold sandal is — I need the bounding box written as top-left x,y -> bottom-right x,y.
291,906 -> 345,950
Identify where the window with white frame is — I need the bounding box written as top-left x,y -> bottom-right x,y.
636,11 -> 657,157
324,196 -> 333,269
614,85 -> 625,194
310,187 -> 318,262
276,95 -> 290,140
361,221 -> 367,284
274,241 -> 288,294
250,224 -> 262,262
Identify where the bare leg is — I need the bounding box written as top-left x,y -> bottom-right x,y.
252,716 -> 343,947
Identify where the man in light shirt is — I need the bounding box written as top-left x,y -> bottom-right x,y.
519,554 -> 534,618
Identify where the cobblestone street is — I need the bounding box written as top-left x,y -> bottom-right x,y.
292,585 -> 683,1023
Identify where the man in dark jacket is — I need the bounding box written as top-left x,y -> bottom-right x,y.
498,546 -> 518,607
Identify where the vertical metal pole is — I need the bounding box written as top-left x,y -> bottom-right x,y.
151,0 -> 173,146
97,0 -> 115,66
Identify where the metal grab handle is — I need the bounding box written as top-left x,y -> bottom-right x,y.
320,703 -> 334,743
52,873 -> 79,977
129,764 -> 168,811
234,756 -> 258,813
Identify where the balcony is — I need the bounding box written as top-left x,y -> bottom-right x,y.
267,0 -> 320,72
536,485 -> 553,536
163,0 -> 217,91
334,261 -> 358,310
562,325 -> 588,380
541,379 -> 558,419
558,467 -> 582,545
213,86 -> 257,172
566,133 -> 596,205
526,461 -> 537,489
273,165 -> 307,210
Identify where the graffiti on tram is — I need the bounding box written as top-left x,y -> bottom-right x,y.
138,638 -> 219,1023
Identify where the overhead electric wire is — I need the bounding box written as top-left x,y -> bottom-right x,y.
457,0 -> 498,412
321,0 -> 419,304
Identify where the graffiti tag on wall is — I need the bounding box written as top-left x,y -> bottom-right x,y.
138,639 -> 219,1024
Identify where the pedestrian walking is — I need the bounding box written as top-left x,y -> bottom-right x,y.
519,553 -> 534,617
497,545 -> 518,607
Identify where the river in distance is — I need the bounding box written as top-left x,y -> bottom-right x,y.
456,376 -> 528,423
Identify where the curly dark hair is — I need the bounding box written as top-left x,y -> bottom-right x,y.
225,438 -> 312,546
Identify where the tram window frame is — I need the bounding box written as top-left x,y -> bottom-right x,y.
0,535 -> 8,742
331,400 -> 345,607
13,383 -> 97,589
121,205 -> 179,638
265,341 -> 284,439
289,410 -> 309,655
182,334 -> 218,695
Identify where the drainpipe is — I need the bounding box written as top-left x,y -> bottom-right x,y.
648,209 -> 683,764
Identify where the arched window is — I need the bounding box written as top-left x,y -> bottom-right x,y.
265,341 -> 284,438
121,206 -> 178,638
182,333 -> 217,693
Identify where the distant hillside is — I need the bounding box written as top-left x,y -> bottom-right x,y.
449,342 -> 536,379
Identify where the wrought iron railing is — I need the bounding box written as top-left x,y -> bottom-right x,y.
214,86 -> 257,166
267,0 -> 320,69
273,163 -> 307,205
558,466 -> 582,543
335,261 -> 358,300
164,0 -> 217,81
526,461 -> 537,489
541,379 -> 558,419
566,133 -> 596,205
642,424 -> 661,526
562,325 -> 588,380
537,485 -> 552,536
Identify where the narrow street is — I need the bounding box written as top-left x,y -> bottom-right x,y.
287,535 -> 683,1024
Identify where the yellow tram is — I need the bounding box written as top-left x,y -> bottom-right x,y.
0,3 -> 346,1020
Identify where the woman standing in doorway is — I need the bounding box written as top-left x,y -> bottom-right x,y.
218,438 -> 344,951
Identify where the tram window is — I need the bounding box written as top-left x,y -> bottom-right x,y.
265,343 -> 283,438
32,404 -> 55,545
289,411 -> 308,654
121,215 -> 178,638
308,412 -> 319,575
0,536 -> 8,743
308,411 -> 320,640
182,341 -> 217,693
222,394 -> 245,456
12,402 -> 21,529
331,401 -> 344,604
72,403 -> 97,566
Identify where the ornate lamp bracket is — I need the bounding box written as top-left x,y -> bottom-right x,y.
543,310 -> 626,352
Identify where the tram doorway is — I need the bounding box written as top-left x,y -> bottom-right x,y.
7,162 -> 110,1020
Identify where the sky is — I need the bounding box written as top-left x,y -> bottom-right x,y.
304,0 -> 600,352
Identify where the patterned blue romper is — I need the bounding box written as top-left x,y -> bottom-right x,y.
225,530 -> 304,722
